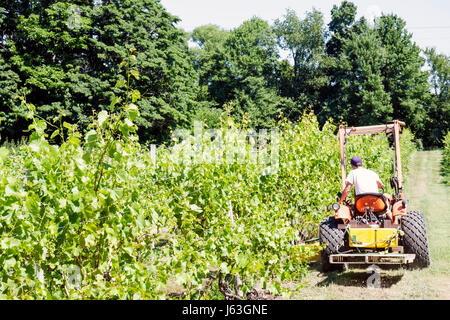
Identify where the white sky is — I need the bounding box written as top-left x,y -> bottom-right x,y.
160,0 -> 450,55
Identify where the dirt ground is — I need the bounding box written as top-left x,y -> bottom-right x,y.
291,150 -> 450,300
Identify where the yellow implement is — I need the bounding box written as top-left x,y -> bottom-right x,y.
348,228 -> 400,249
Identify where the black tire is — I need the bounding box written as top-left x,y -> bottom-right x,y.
400,210 -> 431,268
319,216 -> 346,272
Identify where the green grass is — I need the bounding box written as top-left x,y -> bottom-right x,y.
406,151 -> 450,277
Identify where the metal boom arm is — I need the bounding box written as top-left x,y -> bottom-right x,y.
338,120 -> 406,193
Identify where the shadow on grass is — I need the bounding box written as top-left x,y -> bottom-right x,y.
309,262 -> 405,289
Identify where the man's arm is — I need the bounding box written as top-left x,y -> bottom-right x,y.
377,179 -> 383,189
339,182 -> 353,204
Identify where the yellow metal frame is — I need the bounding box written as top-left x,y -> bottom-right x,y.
348,228 -> 399,249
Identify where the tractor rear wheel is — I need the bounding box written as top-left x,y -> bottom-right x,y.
319,216 -> 346,272
400,210 -> 431,268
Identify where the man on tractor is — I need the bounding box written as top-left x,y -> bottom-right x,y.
339,156 -> 393,220
320,122 -> 430,271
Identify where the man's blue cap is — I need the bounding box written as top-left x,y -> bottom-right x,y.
351,156 -> 363,166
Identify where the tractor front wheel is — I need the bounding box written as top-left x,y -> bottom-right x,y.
319,216 -> 346,272
400,210 -> 431,268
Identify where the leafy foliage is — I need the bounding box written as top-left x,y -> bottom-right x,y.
1,1 -> 447,148
0,89 -> 415,298
423,48 -> 450,147
325,26 -> 392,125
0,0 -> 439,301
375,14 -> 430,142
191,18 -> 286,129
273,9 -> 328,116
326,0 -> 358,57
0,0 -> 197,142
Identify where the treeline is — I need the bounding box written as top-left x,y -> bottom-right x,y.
0,0 -> 448,146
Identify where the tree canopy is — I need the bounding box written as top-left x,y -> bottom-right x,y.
0,1 -> 448,147
0,0 -> 197,142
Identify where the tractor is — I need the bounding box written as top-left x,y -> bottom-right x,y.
319,120 -> 431,272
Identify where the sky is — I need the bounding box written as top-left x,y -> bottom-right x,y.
160,0 -> 450,55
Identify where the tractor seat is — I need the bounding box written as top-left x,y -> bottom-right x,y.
355,193 -> 388,214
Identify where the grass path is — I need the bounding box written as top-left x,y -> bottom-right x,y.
291,150 -> 450,300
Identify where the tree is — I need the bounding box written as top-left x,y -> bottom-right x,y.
273,8 -> 327,116
191,24 -> 230,92
192,17 -> 284,128
0,54 -> 22,138
326,1 -> 357,57
225,18 -> 279,84
0,0 -> 198,142
90,0 -> 199,142
375,14 -> 430,142
322,3 -> 431,142
320,1 -> 360,124
190,24 -> 230,124
192,24 -> 230,51
423,48 -> 449,146
326,26 -> 392,125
